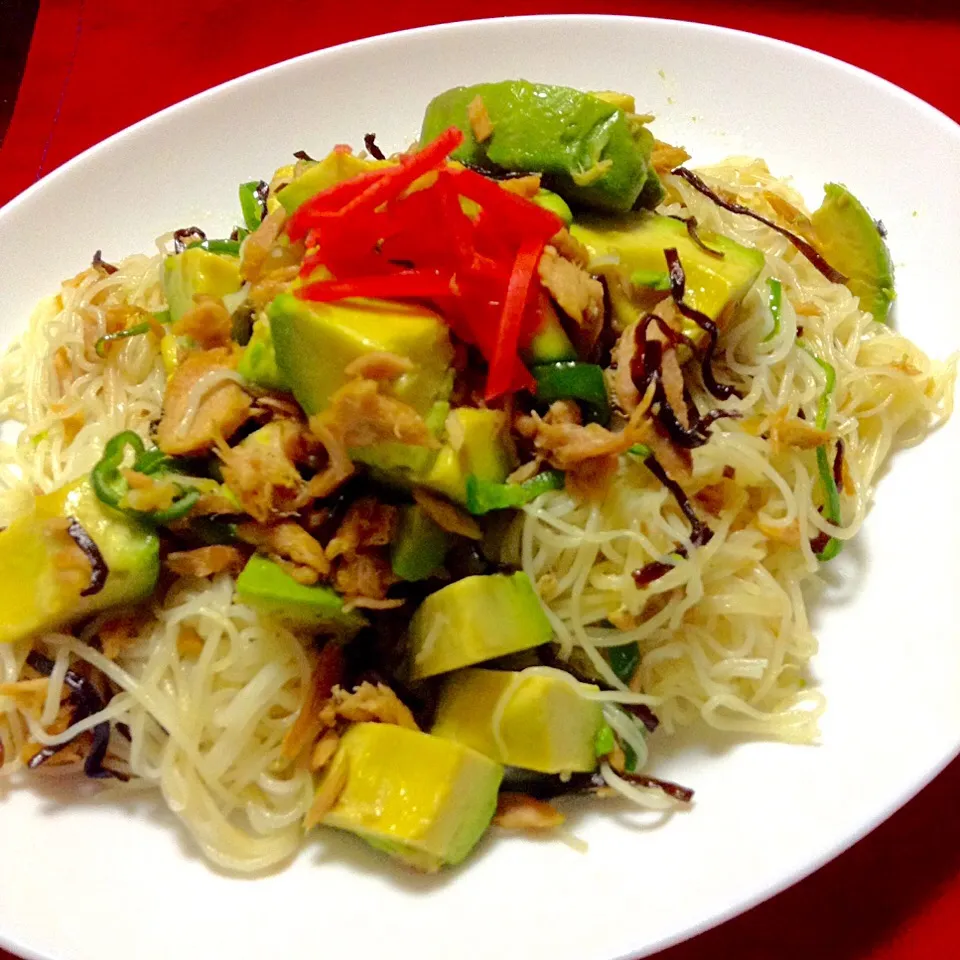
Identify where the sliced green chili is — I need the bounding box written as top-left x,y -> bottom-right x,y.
91,431 -> 199,524
532,362 -> 610,425
608,641 -> 640,685
804,347 -> 843,560
628,443 -> 652,459
630,269 -> 671,291
239,180 -> 267,232
763,277 -> 782,342
464,470 -> 565,516
594,724 -> 615,758
186,238 -> 242,256
94,322 -> 152,358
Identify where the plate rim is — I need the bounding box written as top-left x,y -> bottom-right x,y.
0,14 -> 958,960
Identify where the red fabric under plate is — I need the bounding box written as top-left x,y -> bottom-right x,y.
1,2 -> 959,959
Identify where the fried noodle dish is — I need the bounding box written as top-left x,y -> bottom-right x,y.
0,81 -> 953,873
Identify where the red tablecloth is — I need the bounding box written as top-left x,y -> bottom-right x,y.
1,2 -> 959,958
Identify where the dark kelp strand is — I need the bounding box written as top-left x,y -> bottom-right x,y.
684,216 -> 725,259
65,519 -> 109,596
664,248 -> 741,401
363,133 -> 387,161
91,250 -> 118,274
173,227 -> 206,253
672,167 -> 847,284
641,453 -> 714,546
293,149 -> 316,162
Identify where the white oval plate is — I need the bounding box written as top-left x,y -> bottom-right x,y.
1,15 -> 959,960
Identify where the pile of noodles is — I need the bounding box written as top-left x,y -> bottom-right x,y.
0,161 -> 953,869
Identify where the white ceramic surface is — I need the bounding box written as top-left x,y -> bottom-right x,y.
1,15 -> 959,960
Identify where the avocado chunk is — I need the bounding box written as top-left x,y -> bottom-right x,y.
269,294 -> 454,416
0,479 -> 159,644
277,150 -> 391,214
237,316 -> 287,391
236,554 -> 366,636
352,399 -> 449,484
531,189 -> 573,226
163,247 -> 243,322
421,80 -> 659,214
522,306 -> 577,365
315,722 -> 502,871
811,183 -> 895,323
432,667 -> 608,774
391,505 -> 449,581
408,572 -> 552,679
421,407 -> 515,504
571,212 -> 764,326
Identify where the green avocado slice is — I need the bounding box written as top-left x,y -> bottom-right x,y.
236,555 -> 366,636
811,183 -> 895,323
421,80 -> 659,214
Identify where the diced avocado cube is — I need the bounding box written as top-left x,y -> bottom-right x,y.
432,667 -> 608,774
351,400 -> 450,483
269,294 -> 454,416
810,183 -> 895,323
316,723 -> 502,871
236,555 -> 366,636
163,247 -> 243,322
421,407 -> 515,504
408,572 -> 552,679
0,479 -> 159,644
391,505 -> 449,582
571,212 -> 764,327
237,316 -> 288,391
277,150 -> 391,214
521,307 -> 577,365
531,189 -> 573,226
421,80 -> 657,213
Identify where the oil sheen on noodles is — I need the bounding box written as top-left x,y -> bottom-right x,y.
522,159 -> 955,752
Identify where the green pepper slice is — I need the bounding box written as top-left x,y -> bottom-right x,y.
464,470 -> 565,516
532,361 -> 610,425
91,431 -> 199,524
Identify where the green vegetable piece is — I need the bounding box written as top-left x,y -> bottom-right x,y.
237,317 -> 288,391
315,723 -> 502,871
522,307 -> 577,365
187,238 -> 242,256
805,348 -> 843,562
533,361 -> 610,425
432,667 -> 607,774
408,572 -> 553,679
277,151 -> 388,214
608,641 -> 640,684
531,189 -> 573,225
162,247 -> 243,322
421,407 -> 514,504
594,723 -> 615,758
95,321 -> 152,358
189,518 -> 238,546
269,293 -> 454,416
91,431 -> 199,524
391,505 -> 449,582
236,555 -> 367,636
0,478 -> 159,644
630,268 -> 671,291
810,183 -> 895,323
572,213 -> 764,330
623,741 -> 639,773
239,180 -> 266,232
421,80 -> 658,213
763,277 -> 783,342
464,470 -> 564,516
627,443 -> 652,459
